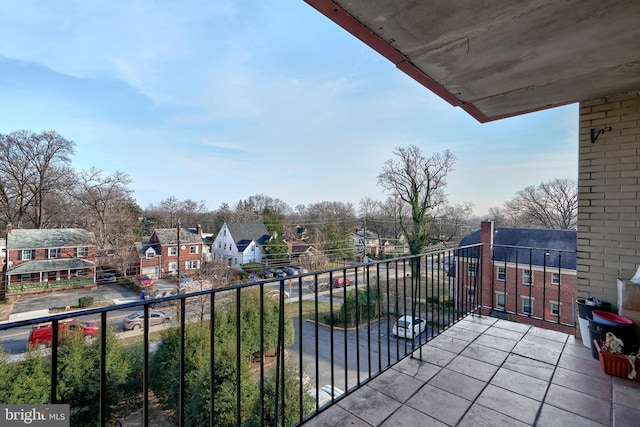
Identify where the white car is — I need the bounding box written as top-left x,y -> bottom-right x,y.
320,385 -> 345,399
392,315 -> 426,339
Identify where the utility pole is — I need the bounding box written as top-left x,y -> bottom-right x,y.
177,219 -> 181,292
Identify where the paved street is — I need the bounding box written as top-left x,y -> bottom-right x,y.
288,317 -> 428,394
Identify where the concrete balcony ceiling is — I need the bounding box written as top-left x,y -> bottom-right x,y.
305,0 -> 640,122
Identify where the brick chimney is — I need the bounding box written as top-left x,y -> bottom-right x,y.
5,223 -> 12,235
196,224 -> 202,237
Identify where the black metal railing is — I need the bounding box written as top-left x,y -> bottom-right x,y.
0,243 -> 576,426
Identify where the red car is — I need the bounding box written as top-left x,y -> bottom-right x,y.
332,277 -> 353,288
137,274 -> 154,286
28,319 -> 99,349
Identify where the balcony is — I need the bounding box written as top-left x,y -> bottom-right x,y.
303,314 -> 640,426
0,242 -> 638,426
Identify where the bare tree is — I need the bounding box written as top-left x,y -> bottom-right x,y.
70,168 -> 141,269
0,130 -> 75,228
234,194 -> 292,236
298,201 -> 356,262
144,196 -> 210,232
431,202 -> 475,245
504,178 -> 577,230
377,145 -> 456,255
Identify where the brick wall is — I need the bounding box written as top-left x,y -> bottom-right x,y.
578,91 -> 640,309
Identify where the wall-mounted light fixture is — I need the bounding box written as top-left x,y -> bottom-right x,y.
591,126 -> 612,143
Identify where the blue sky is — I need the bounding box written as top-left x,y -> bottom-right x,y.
0,1 -> 578,216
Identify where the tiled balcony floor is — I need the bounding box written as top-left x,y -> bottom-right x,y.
303,315 -> 640,427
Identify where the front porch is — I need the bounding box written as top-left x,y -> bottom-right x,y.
304,315 -> 640,427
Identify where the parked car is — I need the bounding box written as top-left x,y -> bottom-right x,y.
320,384 -> 345,399
292,266 -> 308,274
28,319 -> 99,349
257,269 -> 274,279
392,315 -> 426,339
283,267 -> 297,276
309,387 -> 335,408
332,277 -> 353,288
97,273 -> 117,285
122,310 -> 172,330
271,269 -> 287,278
137,274 -> 154,287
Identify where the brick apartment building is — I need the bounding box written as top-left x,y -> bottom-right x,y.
455,221 -> 577,327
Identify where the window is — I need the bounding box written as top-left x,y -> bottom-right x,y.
74,268 -> 87,277
522,297 -> 533,314
523,269 -> 533,285
467,287 -> 475,303
497,266 -> 506,281
168,247 -> 178,256
47,248 -> 60,259
145,248 -> 156,259
550,301 -> 560,316
552,273 -> 560,285
76,247 -> 88,257
467,262 -> 477,277
218,242 -> 221,249
224,243 -> 227,250
21,249 -> 33,260
495,292 -> 506,310
185,260 -> 199,269
190,246 -> 198,254
19,274 -> 31,283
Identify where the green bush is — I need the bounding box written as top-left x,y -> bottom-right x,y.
78,296 -> 94,308
150,323 -> 258,426
0,328 -> 141,427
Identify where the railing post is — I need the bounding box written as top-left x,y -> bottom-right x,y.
479,221 -> 494,315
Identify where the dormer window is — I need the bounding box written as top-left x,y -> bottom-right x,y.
145,248 -> 157,259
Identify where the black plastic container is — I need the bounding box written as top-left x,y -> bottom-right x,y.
577,298 -> 612,319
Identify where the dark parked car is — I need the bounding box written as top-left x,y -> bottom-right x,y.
257,269 -> 274,279
271,269 -> 287,278
283,267 -> 297,276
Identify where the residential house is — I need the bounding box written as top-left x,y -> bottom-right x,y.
211,222 -> 270,268
129,225 -> 204,278
454,222 -> 577,326
350,229 -> 380,258
3,226 -> 97,301
285,239 -> 318,261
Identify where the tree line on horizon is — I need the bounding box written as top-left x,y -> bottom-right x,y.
0,130 -> 577,270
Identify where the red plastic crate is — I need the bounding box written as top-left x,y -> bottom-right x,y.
594,339 -> 640,381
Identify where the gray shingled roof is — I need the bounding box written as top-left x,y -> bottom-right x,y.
6,258 -> 96,274
7,228 -> 95,249
151,228 -> 203,245
226,223 -> 270,245
457,227 -> 577,269
133,241 -> 161,257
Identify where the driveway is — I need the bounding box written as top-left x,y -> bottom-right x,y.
7,285 -> 138,320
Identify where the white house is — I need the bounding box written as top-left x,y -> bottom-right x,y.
211,222 -> 271,269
